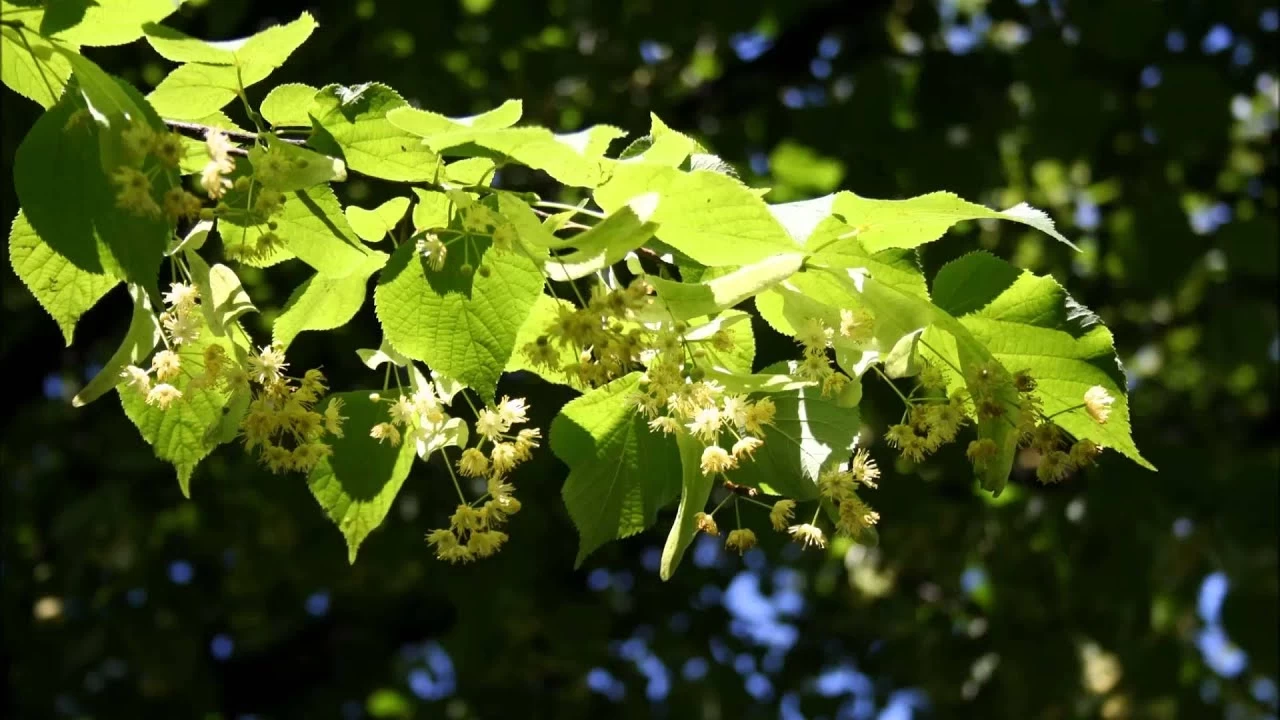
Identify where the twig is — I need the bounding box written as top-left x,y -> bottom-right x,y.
162,118 -> 305,145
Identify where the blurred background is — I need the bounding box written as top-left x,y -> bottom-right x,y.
2,0 -> 1277,718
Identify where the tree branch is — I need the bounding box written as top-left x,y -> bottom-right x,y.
162,118 -> 306,146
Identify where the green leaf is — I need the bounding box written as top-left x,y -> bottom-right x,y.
543,197 -> 659,281
551,374 -> 682,566
145,64 -> 242,120
38,0 -> 92,37
809,233 -> 1024,493
504,293 -> 579,387
120,331 -> 237,497
219,181 -> 376,278
13,75 -> 176,286
595,165 -> 800,266
184,251 -> 257,337
640,253 -> 806,322
374,223 -> 544,402
616,113 -> 696,166
346,197 -> 411,242
383,99 -> 523,136
660,430 -> 714,580
824,191 -> 1077,253
932,251 -> 1153,470
9,210 -> 119,345
307,83 -> 443,182
724,363 -> 862,499
1,24 -> 75,108
145,13 -> 318,120
307,391 -> 417,563
410,189 -> 452,232
248,135 -> 347,191
259,82 -> 318,127
46,0 -> 180,46
416,125 -> 626,188
74,284 -> 163,408
274,253 -> 386,349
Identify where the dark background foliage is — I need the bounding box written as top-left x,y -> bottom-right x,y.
3,0 -> 1277,718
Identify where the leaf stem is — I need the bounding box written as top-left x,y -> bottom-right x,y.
439,447 -> 468,503
533,200 -> 605,219
870,364 -> 913,408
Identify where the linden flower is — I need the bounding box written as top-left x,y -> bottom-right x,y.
151,350 -> 182,382
200,160 -> 233,200
694,512 -> 719,536
850,448 -> 880,488
788,523 -> 827,550
323,398 -> 347,437
721,395 -> 749,429
457,447 -> 490,477
467,530 -> 508,558
967,438 -> 998,468
1037,450 -> 1073,484
491,442 -> 520,475
818,467 -> 853,502
839,307 -> 874,342
475,408 -> 506,442
163,312 -> 201,346
369,422 -> 401,447
497,396 -> 528,427
450,504 -> 485,532
415,233 -> 447,271
146,383 -> 182,409
163,283 -> 200,311
120,365 -> 151,394
769,499 -> 796,531
206,129 -> 235,164
744,397 -> 776,435
1069,439 -> 1102,468
731,436 -> 763,460
247,344 -> 289,384
699,445 -> 737,475
388,396 -> 416,427
1083,386 -> 1114,424
647,416 -> 681,435
796,317 -> 831,350
686,406 -> 723,443
514,428 -> 540,458
724,528 -> 758,554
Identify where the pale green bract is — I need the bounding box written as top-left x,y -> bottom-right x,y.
1,6 -> 1152,573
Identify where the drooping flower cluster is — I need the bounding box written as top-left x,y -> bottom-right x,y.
425,396 -> 536,563
869,355 -> 1117,484
792,309 -> 873,398
367,381 -> 455,455
817,449 -> 883,540
118,282 -> 209,409
521,278 -> 654,387
107,120 -> 203,222
200,129 -> 236,200
239,347 -> 345,475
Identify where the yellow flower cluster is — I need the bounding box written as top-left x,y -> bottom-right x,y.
792,315 -> 861,397
119,282 -> 213,409
367,382 -> 453,453
107,121 -> 204,222
521,278 -> 654,387
426,396 -> 535,564
221,179 -> 289,263
884,392 -> 969,463
239,353 -> 344,475
912,361 -> 1113,483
